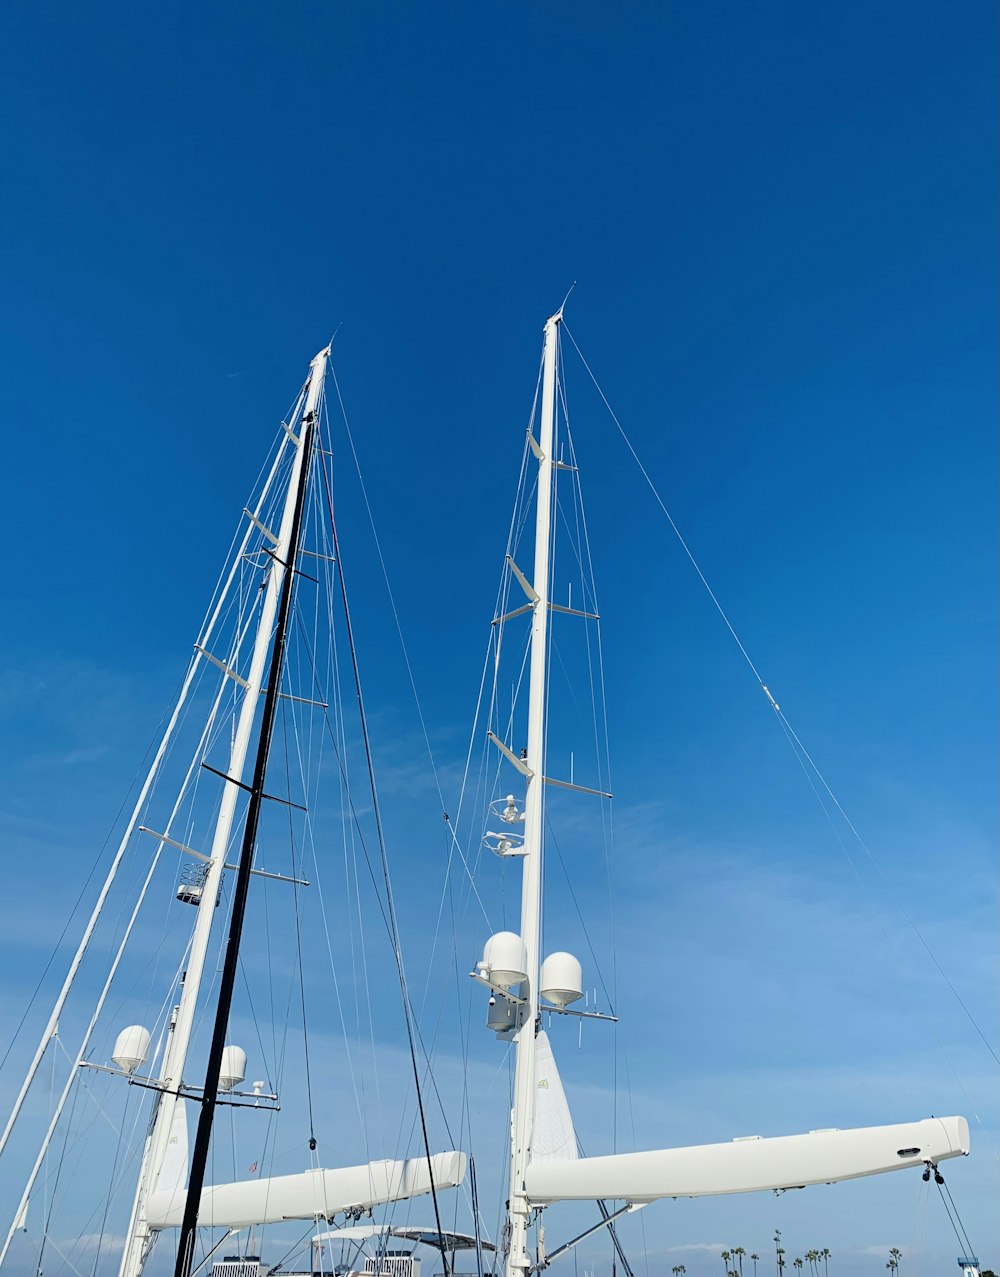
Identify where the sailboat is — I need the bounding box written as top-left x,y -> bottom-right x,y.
463,306 -> 970,1277
0,345 -> 467,1277
0,318 -> 972,1277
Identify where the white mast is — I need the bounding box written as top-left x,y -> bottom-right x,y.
117,346 -> 330,1277
507,309 -> 561,1277
481,311 -> 969,1275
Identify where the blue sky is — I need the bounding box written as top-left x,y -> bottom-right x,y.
0,2 -> 996,1275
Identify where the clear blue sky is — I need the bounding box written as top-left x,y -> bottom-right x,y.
0,3 -> 995,1275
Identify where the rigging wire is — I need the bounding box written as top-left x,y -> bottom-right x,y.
0,412 -> 300,1188
0,692 -> 176,1078
280,695 -> 318,1152
559,328 -> 630,1228
318,440 -> 451,1266
773,711 -> 997,1159
934,1174 -> 977,1261
938,1174 -> 977,1260
88,1081 -> 133,1277
328,364 -> 490,926
289,465 -> 385,1155
561,322 -> 999,1073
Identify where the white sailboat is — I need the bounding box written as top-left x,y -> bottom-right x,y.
0,318 -> 973,1277
0,345 -> 466,1277
466,306 -> 970,1277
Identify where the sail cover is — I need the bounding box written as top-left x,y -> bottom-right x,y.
145,1151 -> 467,1230
525,1116 -> 968,1204
532,1030 -> 578,1163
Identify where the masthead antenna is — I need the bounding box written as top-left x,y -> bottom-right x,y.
554,281 -> 577,321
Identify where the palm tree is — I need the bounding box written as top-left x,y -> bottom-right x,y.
734,1247 -> 746,1277
890,1250 -> 902,1276
672,1266 -> 687,1277
774,1231 -> 783,1277
723,1251 -> 731,1277
806,1249 -> 819,1277
751,1254 -> 760,1277
821,1250 -> 830,1277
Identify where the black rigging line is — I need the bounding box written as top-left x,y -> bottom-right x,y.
173,400 -> 318,1277
318,439 -> 451,1273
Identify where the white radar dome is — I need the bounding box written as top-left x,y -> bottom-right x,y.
540,952 -> 583,1007
482,931 -> 528,989
219,1045 -> 247,1092
112,1025 -> 151,1075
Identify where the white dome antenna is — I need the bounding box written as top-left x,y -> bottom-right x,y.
540,953 -> 583,1008
112,1025 -> 151,1075
480,932 -> 528,990
218,1045 -> 247,1092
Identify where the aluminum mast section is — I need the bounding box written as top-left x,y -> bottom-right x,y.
507,310 -> 561,1277
119,349 -> 328,1277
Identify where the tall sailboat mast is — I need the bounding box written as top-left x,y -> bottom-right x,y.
2,341 -> 472,1277
507,309 -> 561,1277
171,346 -> 327,1277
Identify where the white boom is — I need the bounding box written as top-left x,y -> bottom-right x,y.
144,1151 -> 467,1230
524,1115 -> 969,1204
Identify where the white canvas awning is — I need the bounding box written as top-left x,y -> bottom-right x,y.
311,1225 -> 495,1253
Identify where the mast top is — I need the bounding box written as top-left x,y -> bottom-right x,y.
549,281 -> 577,326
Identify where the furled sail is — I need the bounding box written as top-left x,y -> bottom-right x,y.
524,1116 -> 968,1204
145,1151 -> 467,1230
532,1030 -> 578,1163
156,1098 -> 189,1196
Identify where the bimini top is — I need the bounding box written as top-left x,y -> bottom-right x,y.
311,1225 -> 496,1253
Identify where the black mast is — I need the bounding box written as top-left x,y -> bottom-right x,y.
173,404 -> 318,1277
